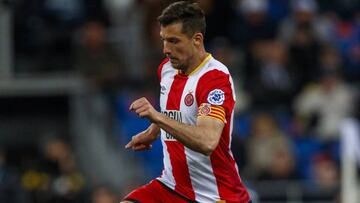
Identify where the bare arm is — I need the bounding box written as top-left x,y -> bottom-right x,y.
129,97 -> 224,156
156,114 -> 224,155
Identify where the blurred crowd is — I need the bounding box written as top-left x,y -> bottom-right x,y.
0,137 -> 122,203
1,0 -> 359,202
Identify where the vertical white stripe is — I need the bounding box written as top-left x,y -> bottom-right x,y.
229,109 -> 234,149
229,108 -> 242,182
157,137 -> 176,190
157,63 -> 176,189
228,83 -> 241,178
229,74 -> 237,102
180,73 -> 200,125
228,70 -> 236,149
159,64 -> 176,111
182,130 -> 221,201
185,148 -> 220,202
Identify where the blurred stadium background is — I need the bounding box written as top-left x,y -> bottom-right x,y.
0,0 -> 359,202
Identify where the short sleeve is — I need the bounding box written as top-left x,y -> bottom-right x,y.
196,69 -> 235,123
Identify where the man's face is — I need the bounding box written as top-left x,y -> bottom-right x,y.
160,22 -> 195,71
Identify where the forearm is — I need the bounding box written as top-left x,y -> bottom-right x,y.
147,123 -> 161,139
129,97 -> 222,155
154,113 -> 221,156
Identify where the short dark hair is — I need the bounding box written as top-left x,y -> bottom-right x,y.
158,1 -> 206,37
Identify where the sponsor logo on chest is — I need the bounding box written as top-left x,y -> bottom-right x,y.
161,110 -> 182,140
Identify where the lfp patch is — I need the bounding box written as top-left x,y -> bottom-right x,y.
207,89 -> 225,105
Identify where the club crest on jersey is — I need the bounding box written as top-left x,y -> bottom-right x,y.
207,89 -> 225,105
184,91 -> 194,106
198,103 -> 211,116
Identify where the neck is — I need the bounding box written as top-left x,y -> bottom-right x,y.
183,48 -> 208,75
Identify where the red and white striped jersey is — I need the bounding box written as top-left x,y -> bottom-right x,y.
156,54 -> 250,203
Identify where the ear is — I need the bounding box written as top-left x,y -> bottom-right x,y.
192,33 -> 203,47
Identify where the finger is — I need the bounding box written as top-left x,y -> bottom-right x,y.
129,98 -> 141,111
129,100 -> 139,111
145,144 -> 152,150
135,106 -> 149,117
138,111 -> 148,118
125,135 -> 137,148
129,98 -> 145,111
125,140 -> 133,149
134,144 -> 152,151
133,144 -> 148,151
135,105 -> 147,114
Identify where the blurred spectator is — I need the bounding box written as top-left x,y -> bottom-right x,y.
263,146 -> 298,180
13,0 -> 51,72
103,0 -> 135,26
91,185 -> 118,203
319,46 -> 342,72
39,0 -> 86,71
13,0 -> 109,73
44,138 -> 85,203
287,23 -> 322,90
104,0 -> 151,85
267,0 -> 290,23
22,138 -> 85,203
309,154 -> 339,190
249,40 -> 296,111
232,0 -> 278,90
198,0 -> 236,45
279,0 -> 338,90
13,0 -> 84,72
242,113 -> 296,180
334,12 -> 360,82
294,68 -> 355,141
318,0 -> 360,20
278,0 -> 336,44
75,20 -> 126,92
234,0 -> 277,46
0,149 -> 30,203
208,37 -> 250,113
209,37 -> 242,75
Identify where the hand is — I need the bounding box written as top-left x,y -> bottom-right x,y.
125,128 -> 157,151
129,97 -> 160,123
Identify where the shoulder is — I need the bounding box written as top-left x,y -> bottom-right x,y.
207,58 -> 230,74
157,58 -> 171,81
198,58 -> 231,84
196,58 -> 235,97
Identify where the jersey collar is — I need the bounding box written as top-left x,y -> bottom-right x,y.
178,54 -> 212,76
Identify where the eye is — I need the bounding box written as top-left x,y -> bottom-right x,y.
168,38 -> 179,44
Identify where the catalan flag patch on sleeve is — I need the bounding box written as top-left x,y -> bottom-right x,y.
198,103 -> 226,123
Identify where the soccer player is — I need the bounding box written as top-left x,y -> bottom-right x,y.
121,1 -> 251,203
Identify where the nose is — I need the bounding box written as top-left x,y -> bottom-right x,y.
163,41 -> 171,56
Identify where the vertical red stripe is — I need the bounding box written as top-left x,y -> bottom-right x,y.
166,74 -> 187,109
210,124 -> 250,202
165,74 -> 196,200
210,106 -> 250,202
